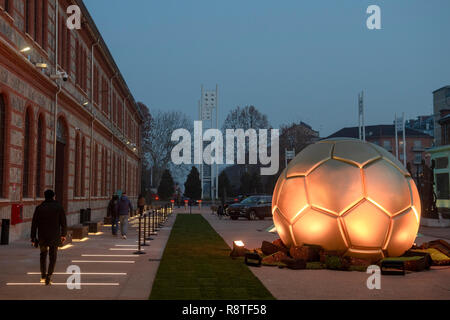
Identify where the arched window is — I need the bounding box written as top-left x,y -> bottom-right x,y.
35,114 -> 45,198
75,133 -> 80,197
23,109 -> 32,198
0,94 -> 6,198
81,137 -> 86,197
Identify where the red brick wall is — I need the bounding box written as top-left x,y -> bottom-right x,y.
0,0 -> 142,241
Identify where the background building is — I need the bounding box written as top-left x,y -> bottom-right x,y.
0,0 -> 142,241
406,115 -> 434,138
327,125 -> 433,175
433,86 -> 450,146
428,86 -> 450,209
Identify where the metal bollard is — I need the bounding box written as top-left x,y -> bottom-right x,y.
141,212 -> 149,246
153,210 -> 159,232
158,209 -> 163,227
146,211 -> 154,240
133,214 -> 146,255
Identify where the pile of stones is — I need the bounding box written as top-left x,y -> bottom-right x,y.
257,239 -> 371,271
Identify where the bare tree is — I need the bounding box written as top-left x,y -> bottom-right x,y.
222,105 -> 270,132
221,105 -> 271,178
279,121 -> 320,171
140,105 -> 192,188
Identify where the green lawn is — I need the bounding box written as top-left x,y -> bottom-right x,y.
149,214 -> 275,300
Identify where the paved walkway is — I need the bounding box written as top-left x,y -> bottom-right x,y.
202,209 -> 450,300
0,212 -> 175,300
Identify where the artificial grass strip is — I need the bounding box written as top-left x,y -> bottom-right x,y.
149,214 -> 275,300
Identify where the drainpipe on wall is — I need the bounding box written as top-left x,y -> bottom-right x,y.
109,73 -> 118,196
52,0 -> 60,191
52,84 -> 62,191
88,38 -> 100,209
123,96 -> 127,193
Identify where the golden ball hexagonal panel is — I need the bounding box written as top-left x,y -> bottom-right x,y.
272,138 -> 421,260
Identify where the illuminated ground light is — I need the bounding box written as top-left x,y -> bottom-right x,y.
7,283 -> 120,286
27,272 -> 127,276
230,240 -> 247,257
115,245 -> 139,247
71,260 -> 135,264
59,244 -> 73,250
109,248 -> 144,251
81,254 -> 136,257
72,237 -> 89,242
272,138 -> 421,261
88,232 -> 104,236
234,240 -> 245,248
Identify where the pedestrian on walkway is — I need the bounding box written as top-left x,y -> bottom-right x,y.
30,190 -> 67,285
115,192 -> 133,239
138,194 -> 146,215
107,194 -> 119,236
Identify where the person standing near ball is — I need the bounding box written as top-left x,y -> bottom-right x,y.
30,190 -> 67,285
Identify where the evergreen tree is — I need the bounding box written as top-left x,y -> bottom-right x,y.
157,169 -> 175,200
240,171 -> 252,195
250,171 -> 263,194
184,166 -> 202,200
218,171 -> 232,201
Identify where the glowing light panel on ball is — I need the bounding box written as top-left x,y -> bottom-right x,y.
272,138 -> 421,261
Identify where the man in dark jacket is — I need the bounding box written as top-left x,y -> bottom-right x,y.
115,192 -> 133,239
107,195 -> 119,236
31,190 -> 67,285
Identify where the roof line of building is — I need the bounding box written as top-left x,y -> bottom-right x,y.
432,85 -> 450,94
77,0 -> 144,122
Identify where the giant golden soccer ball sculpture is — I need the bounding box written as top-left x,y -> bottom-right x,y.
272,138 -> 421,261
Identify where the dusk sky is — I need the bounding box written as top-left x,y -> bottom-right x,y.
84,0 -> 450,136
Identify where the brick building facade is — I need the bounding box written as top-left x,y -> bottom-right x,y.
0,0 -> 142,241
327,125 -> 433,176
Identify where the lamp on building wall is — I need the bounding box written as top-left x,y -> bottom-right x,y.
35,63 -> 48,70
20,47 -> 31,53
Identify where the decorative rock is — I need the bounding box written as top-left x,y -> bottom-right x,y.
272,239 -> 288,252
262,251 -> 288,264
261,241 -> 280,255
290,245 -> 321,262
348,257 -> 372,268
281,257 -> 307,270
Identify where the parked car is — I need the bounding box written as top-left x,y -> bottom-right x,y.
226,195 -> 272,220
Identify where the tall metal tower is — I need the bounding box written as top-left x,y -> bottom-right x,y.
358,91 -> 366,141
199,85 -> 219,200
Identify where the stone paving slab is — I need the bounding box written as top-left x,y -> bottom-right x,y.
201,209 -> 450,300
0,213 -> 175,300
